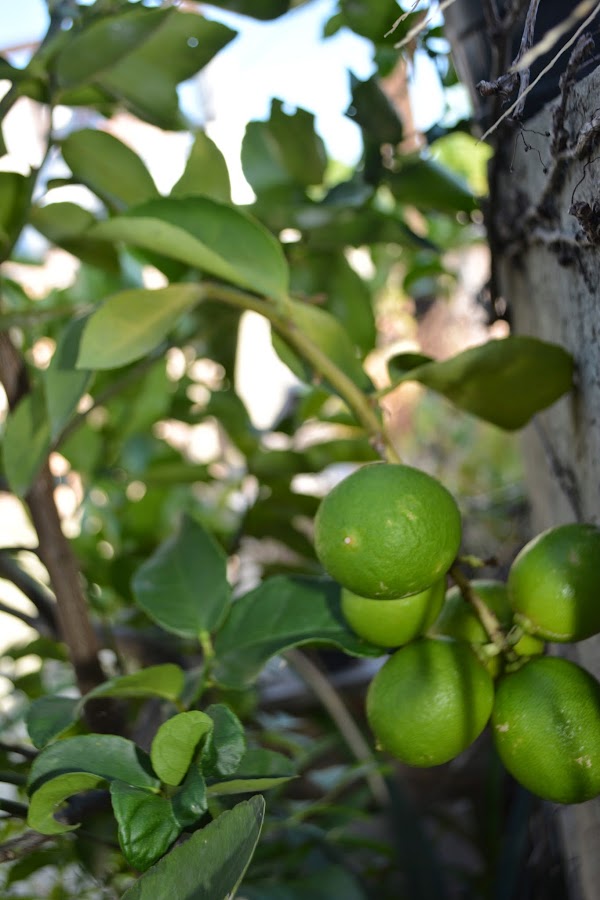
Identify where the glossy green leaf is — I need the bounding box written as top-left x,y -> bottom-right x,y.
77,284 -> 201,370
111,781 -> 181,871
2,391 -> 51,496
120,796 -> 265,900
386,352 -> 433,381
30,202 -> 119,271
389,336 -> 575,430
27,735 -> 158,795
172,765 -> 208,828
208,747 -> 296,795
132,515 -> 230,638
45,315 -> 93,441
172,131 -> 231,203
272,298 -> 372,394
53,7 -> 171,88
92,196 -> 289,300
100,13 -> 235,130
28,773 -> 105,835
242,99 -> 326,192
386,157 -> 477,214
62,129 -> 158,210
151,712 -> 213,786
214,577 -> 380,689
26,696 -> 80,750
201,704 -> 246,778
0,171 -> 32,260
83,664 -> 185,705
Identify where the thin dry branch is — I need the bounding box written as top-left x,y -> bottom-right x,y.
392,0 -> 459,50
516,0 -> 600,71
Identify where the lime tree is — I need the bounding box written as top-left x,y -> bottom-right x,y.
314,463 -> 461,600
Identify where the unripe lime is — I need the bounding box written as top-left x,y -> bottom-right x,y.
341,578 -> 445,648
314,464 -> 461,600
366,637 -> 494,767
492,656 -> 600,804
508,524 -> 600,642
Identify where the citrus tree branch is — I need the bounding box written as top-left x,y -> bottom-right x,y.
200,282 -> 401,463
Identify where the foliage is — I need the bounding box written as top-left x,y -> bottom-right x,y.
0,0 -> 578,897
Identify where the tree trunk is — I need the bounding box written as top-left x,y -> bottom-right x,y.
493,60 -> 600,900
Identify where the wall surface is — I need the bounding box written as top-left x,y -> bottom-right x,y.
495,63 -> 600,900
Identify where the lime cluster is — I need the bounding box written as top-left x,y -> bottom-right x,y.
314,464 -> 600,803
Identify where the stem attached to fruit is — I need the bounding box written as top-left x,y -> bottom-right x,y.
449,564 -> 518,663
200,282 -> 401,464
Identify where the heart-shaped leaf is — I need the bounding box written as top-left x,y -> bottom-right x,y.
121,796 -> 265,900
151,711 -> 213,786
132,515 -> 231,638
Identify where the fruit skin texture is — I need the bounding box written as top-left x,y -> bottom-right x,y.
508,523 -> 600,642
314,463 -> 461,600
341,578 -> 445,648
366,637 -> 494,767
492,656 -> 600,804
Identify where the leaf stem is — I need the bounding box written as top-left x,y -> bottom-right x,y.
200,282 -> 401,463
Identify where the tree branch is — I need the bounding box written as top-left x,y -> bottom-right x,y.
0,551 -> 58,635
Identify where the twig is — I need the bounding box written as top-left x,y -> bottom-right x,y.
480,6 -> 600,142
0,741 -> 37,760
449,564 -> 515,660
0,551 -> 58,635
0,597 -> 40,631
392,0 -> 460,50
516,0 -> 600,71
0,829 -> 57,864
285,649 -> 391,808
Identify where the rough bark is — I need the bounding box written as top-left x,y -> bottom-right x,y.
494,62 -> 600,900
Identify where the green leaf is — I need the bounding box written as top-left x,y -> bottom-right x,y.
214,577 -> 380,689
272,298 -> 372,393
390,336 -> 575,430
61,129 -> 158,210
243,864 -> 368,900
2,391 -> 51,496
0,171 -> 32,260
83,664 -> 185,705
27,735 -> 158,795
201,704 -> 246,778
193,0 -> 291,19
242,99 -> 326,193
77,284 -> 201,370
44,315 -> 93,441
172,131 -> 231,203
27,773 -> 105,835
151,712 -> 213,786
172,765 -> 208,828
53,6 -> 171,88
386,352 -> 433,381
208,747 -> 296,795
91,196 -> 289,300
98,12 -> 236,130
132,514 -> 231,638
337,0 -> 405,43
348,73 -> 403,145
110,781 -> 181,871
120,796 -> 265,900
26,696 -> 80,750
30,202 -> 119,271
386,157 -> 477,214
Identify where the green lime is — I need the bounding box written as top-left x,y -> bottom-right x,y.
492,655 -> 600,804
314,464 -> 461,600
366,637 -> 494,767
508,524 -> 600,642
341,578 -> 445,648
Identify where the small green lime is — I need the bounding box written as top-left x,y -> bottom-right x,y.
492,656 -> 600,804
314,463 -> 461,600
341,578 -> 445,648
366,637 -> 494,767
508,524 -> 600,642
